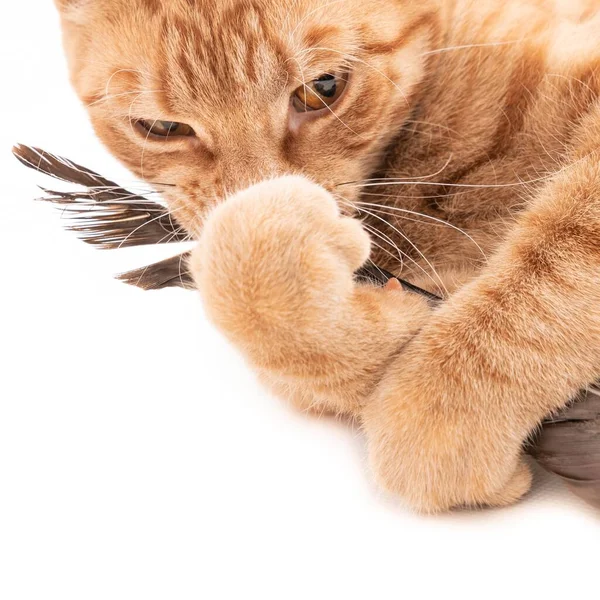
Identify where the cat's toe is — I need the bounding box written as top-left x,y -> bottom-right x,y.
478,459 -> 532,508
328,214 -> 372,272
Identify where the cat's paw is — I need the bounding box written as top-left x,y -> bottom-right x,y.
190,175 -> 371,352
362,342 -> 533,513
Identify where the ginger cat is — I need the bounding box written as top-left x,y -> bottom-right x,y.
56,0 -> 600,512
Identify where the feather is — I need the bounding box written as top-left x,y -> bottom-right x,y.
530,389 -> 600,507
14,144 -> 600,509
14,144 -> 123,193
13,144 -> 188,249
116,253 -> 194,290
40,192 -> 189,249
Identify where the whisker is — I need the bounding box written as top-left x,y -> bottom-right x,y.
419,39 -> 526,57
87,89 -> 163,108
116,204 -> 188,249
361,223 -> 406,271
339,197 -> 410,279
351,203 -> 449,296
340,178 -> 540,190
365,257 -> 394,282
358,189 -> 465,201
340,151 -> 598,190
355,201 -> 487,260
347,154 -> 454,185
402,118 -> 461,135
103,68 -> 160,97
140,118 -> 160,181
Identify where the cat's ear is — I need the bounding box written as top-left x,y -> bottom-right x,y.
54,0 -> 92,23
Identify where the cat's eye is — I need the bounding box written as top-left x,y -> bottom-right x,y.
136,119 -> 195,138
292,73 -> 348,112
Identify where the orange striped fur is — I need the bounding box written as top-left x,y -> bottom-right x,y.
57,0 -> 600,511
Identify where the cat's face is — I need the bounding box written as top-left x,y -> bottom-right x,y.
57,0 -> 439,233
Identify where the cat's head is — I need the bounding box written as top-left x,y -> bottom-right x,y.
56,0 -> 441,233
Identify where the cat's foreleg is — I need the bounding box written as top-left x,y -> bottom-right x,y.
190,176 -> 431,415
363,154 -> 600,512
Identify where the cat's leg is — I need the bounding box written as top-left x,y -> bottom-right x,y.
363,152 -> 600,512
190,176 -> 431,416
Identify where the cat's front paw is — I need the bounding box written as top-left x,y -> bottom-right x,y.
362,343 -> 533,513
190,176 -> 370,354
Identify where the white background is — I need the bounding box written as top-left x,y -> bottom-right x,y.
1,2 -> 598,599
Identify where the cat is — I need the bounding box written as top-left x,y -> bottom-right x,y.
55,0 -> 600,512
